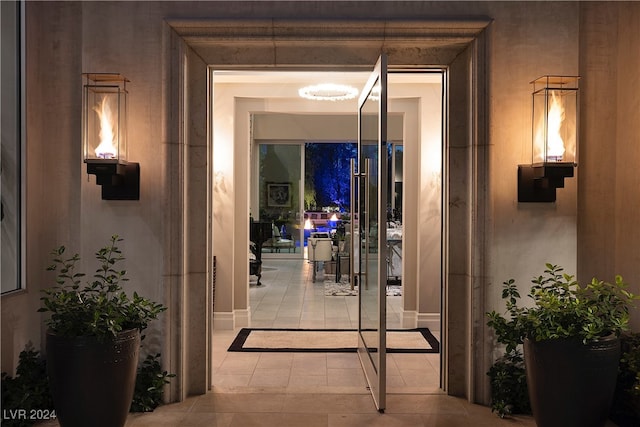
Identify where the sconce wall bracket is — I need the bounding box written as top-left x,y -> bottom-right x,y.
518,163 -> 574,203
86,161 -> 140,200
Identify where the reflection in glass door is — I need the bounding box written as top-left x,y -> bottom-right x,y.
256,144 -> 303,257
352,54 -> 388,412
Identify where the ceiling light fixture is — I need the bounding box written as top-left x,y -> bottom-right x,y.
298,83 -> 358,101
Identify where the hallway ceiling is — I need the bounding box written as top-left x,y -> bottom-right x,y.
212,70 -> 442,112
213,70 -> 441,85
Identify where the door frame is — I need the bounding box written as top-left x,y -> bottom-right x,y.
166,18 -> 490,402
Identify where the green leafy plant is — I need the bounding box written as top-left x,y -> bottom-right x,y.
1,344 -> 54,427
304,188 -> 317,211
619,333 -> 640,397
38,235 -> 166,340
130,353 -> 176,412
1,345 -> 175,421
622,334 -> 640,396
488,264 -> 638,346
611,332 -> 640,426
486,349 -> 531,418
486,264 -> 638,417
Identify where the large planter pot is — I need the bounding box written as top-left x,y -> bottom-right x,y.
46,329 -> 140,427
524,335 -> 621,427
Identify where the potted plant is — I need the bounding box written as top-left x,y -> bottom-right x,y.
487,264 -> 638,427
39,235 -> 166,427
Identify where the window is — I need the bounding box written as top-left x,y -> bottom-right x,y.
1,1 -> 24,294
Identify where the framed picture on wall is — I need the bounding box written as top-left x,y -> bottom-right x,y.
267,182 -> 292,207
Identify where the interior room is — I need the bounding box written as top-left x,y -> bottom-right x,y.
212,69 -> 443,325
1,2 -> 639,426
216,84 -> 446,408
208,69 -> 444,399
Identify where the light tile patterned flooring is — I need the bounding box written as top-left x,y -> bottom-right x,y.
40,259 -> 540,426
217,259 -> 440,394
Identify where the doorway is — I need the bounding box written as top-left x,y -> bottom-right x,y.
167,18 -> 490,401
237,71 -> 443,331
217,68 -> 444,406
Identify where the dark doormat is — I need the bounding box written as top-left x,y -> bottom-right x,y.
228,327 -> 439,353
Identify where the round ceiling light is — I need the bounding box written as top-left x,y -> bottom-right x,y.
298,83 -> 359,101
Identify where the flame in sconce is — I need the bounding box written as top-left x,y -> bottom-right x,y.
93,97 -> 117,159
535,92 -> 566,162
546,92 -> 566,161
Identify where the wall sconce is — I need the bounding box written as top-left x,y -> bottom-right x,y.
83,73 -> 139,200
518,75 -> 579,202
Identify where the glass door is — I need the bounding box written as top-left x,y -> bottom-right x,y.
352,54 -> 388,412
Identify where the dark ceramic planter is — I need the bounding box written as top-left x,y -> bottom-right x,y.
46,329 -> 140,427
524,335 -> 620,427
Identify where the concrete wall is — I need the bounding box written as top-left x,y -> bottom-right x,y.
578,2 -> 640,330
2,0 -> 639,403
1,1 -> 83,372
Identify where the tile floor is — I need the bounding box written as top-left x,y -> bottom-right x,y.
36,259 -> 540,426
215,259 -> 440,394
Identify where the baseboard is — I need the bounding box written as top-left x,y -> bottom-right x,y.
402,310 -> 418,329
216,310 -> 440,332
213,312 -> 234,330
213,309 -> 251,330
418,312 -> 441,333
234,308 -> 250,328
